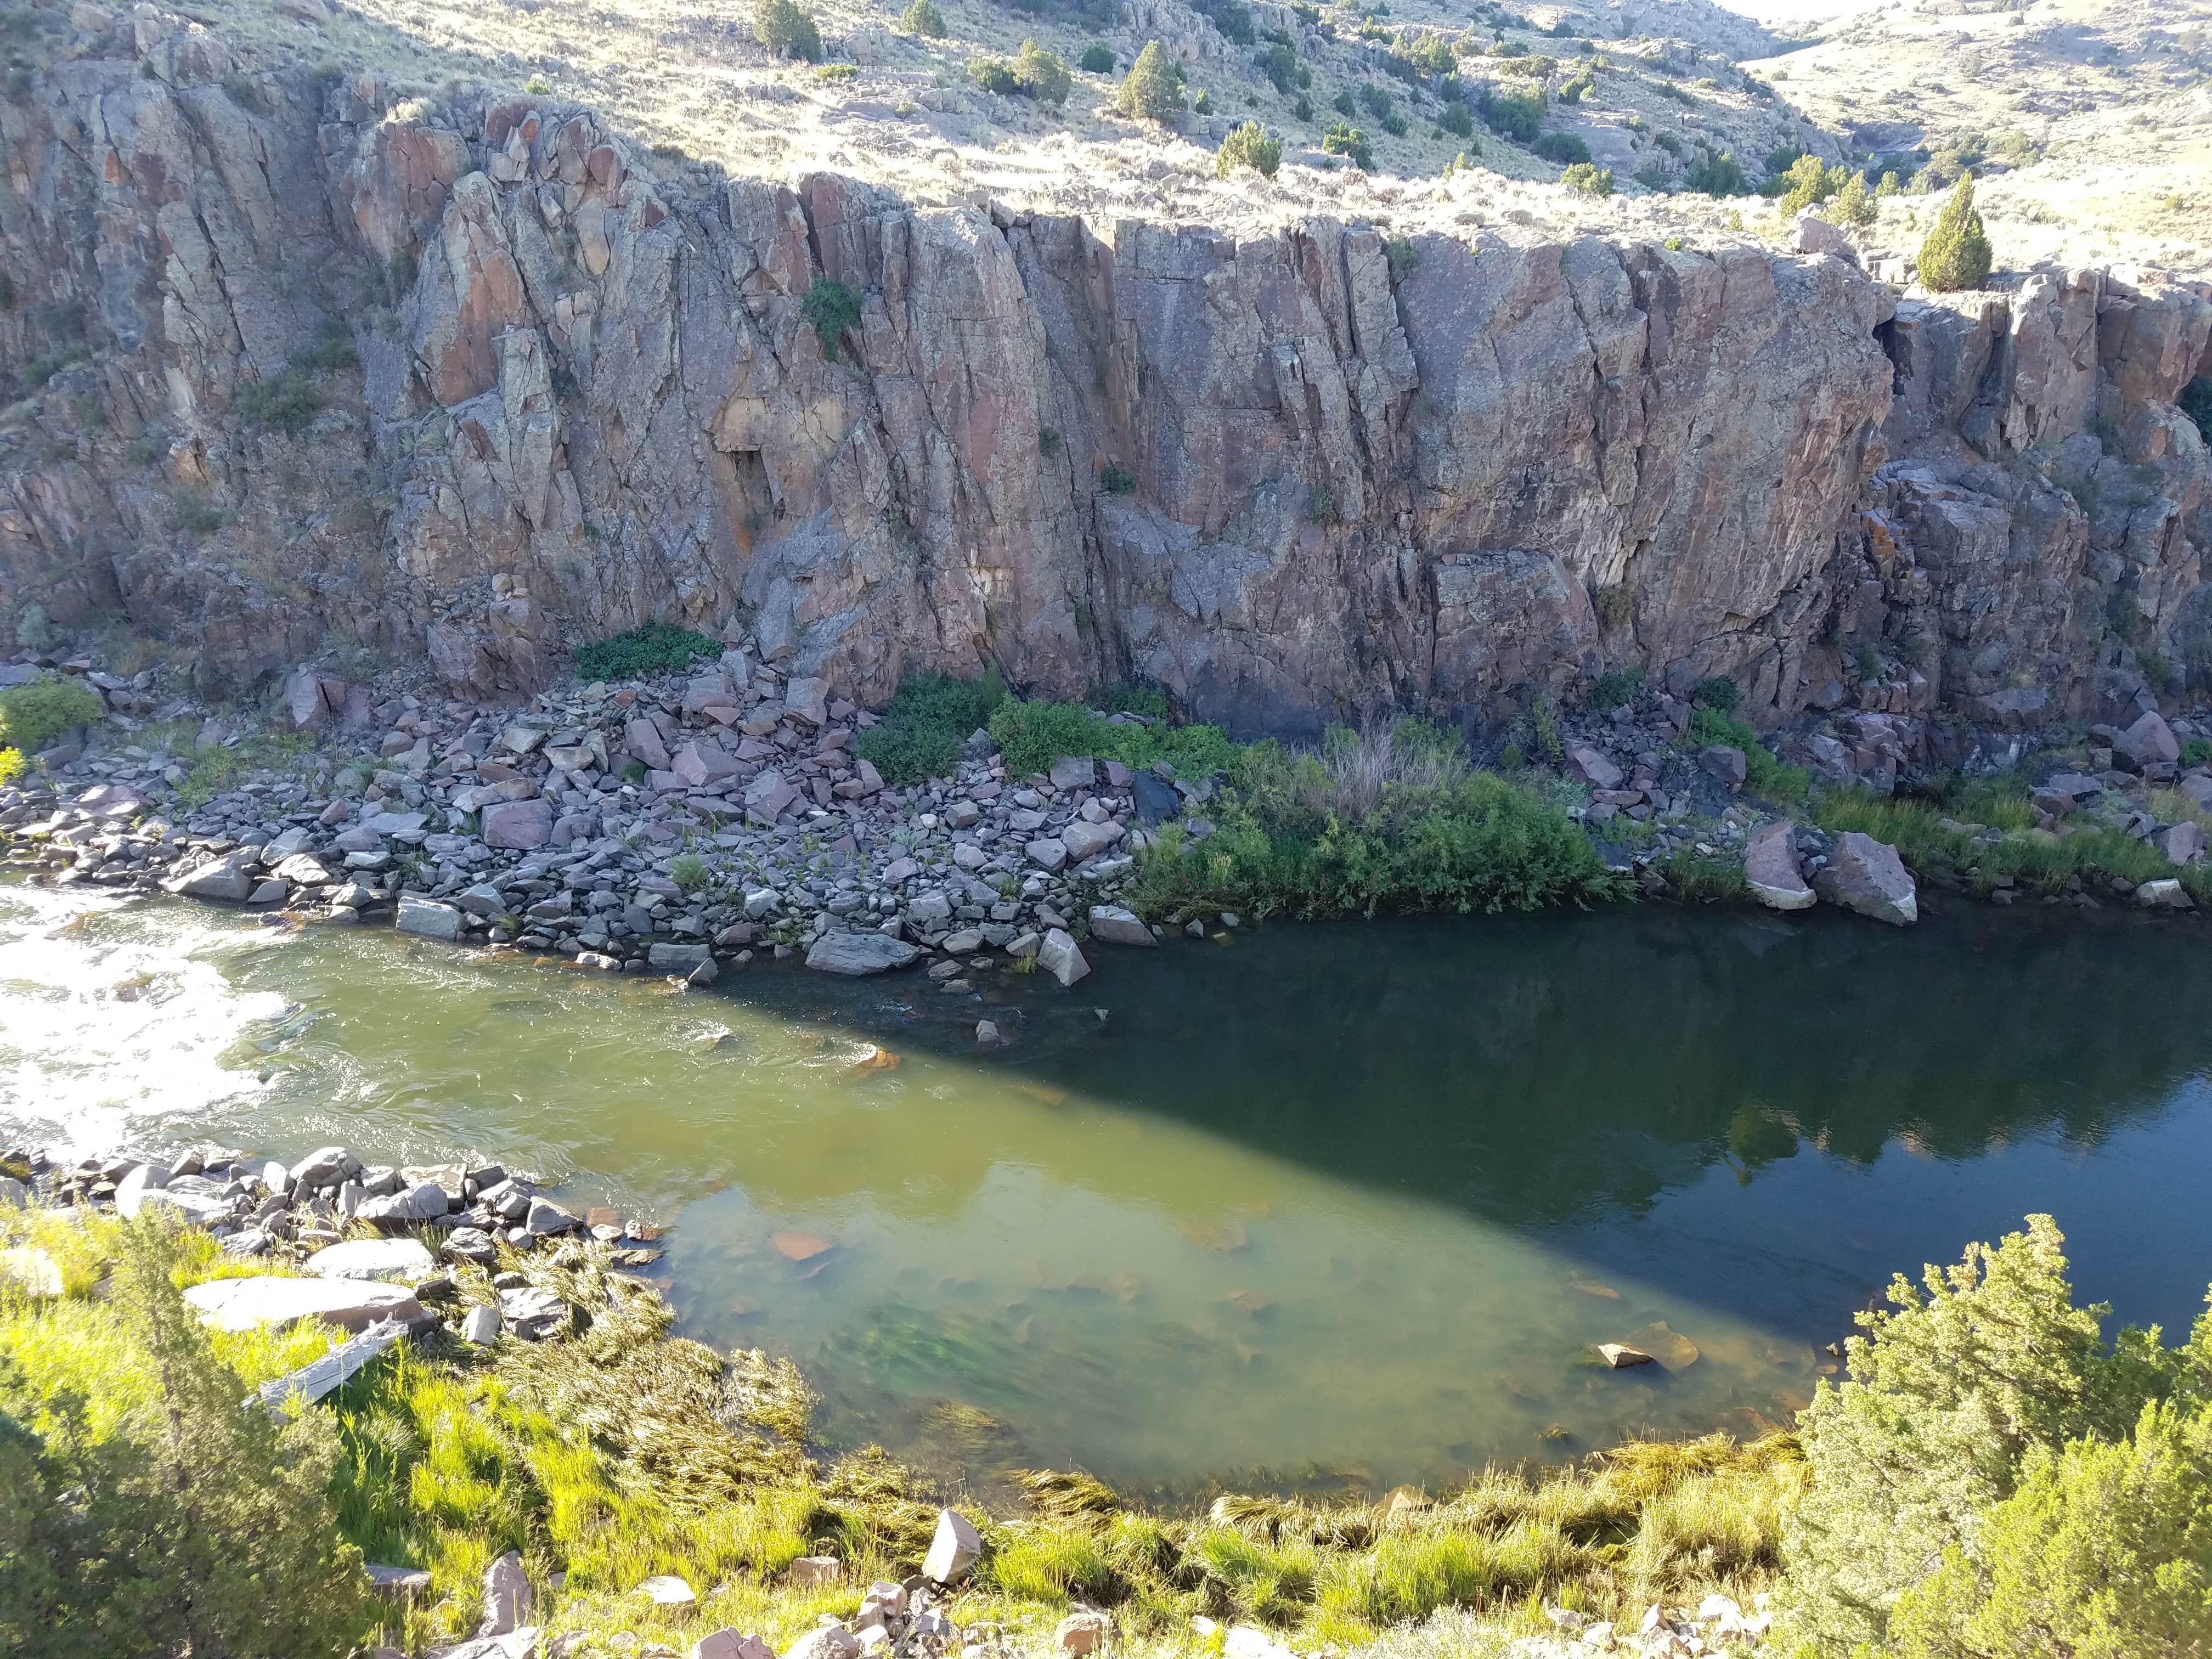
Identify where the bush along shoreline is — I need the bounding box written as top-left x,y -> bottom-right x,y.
7,1154 -> 2211,1659
3,635 -> 2211,1017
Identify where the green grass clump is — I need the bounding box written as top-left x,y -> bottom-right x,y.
988,698 -> 1235,781
1813,775 -> 2209,901
0,674 -> 102,753
572,624 -> 721,683
854,670 -> 1009,786
1684,709 -> 1808,804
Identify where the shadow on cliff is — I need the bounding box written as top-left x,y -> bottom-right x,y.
721,902 -> 2212,1328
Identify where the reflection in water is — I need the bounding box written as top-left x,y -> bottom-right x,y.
4,883 -> 2210,1497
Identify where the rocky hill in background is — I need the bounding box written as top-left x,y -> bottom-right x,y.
0,0 -> 2205,741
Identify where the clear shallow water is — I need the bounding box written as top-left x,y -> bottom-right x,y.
6,882 -> 2212,1501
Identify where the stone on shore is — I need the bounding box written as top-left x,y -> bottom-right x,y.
640,1575 -> 696,1605
1036,928 -> 1089,987
184,1274 -> 422,1333
2162,822 -> 2205,866
786,1629 -> 862,1659
358,1179 -> 451,1224
1057,1613 -> 1111,1655
308,1238 -> 436,1280
1742,821 -> 1814,911
114,1160 -> 172,1217
2116,709 -> 2180,768
461,1303 -> 503,1344
164,848 -> 259,901
805,933 -> 923,975
0,1245 -> 64,1297
2136,878 -> 2196,910
692,1632 -> 776,1659
1811,831 -> 1918,926
397,895 -> 464,941
1087,905 -> 1155,946
924,1507 -> 981,1584
480,798 -> 555,850
785,1556 -> 842,1588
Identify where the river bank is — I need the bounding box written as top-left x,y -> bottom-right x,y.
8,629 -> 2212,1014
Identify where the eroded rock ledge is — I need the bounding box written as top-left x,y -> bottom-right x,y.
1,27 -> 2208,737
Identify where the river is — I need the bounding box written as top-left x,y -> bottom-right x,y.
6,882 -> 2211,1504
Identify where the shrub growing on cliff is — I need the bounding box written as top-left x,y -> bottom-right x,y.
1776,1215 -> 2212,1656
1216,121 -> 1282,178
802,276 -> 864,361
1117,41 -> 1185,121
1917,172 -> 1993,293
753,0 -> 822,61
573,623 -> 720,682
0,674 -> 101,754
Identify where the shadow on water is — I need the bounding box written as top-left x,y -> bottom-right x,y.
716,901 -> 2212,1334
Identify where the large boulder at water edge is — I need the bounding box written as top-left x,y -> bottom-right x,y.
1812,831 -> 1918,926
1742,822 -> 1814,911
806,933 -> 923,975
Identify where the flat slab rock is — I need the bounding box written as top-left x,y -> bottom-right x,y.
805,933 -> 923,975
184,1274 -> 422,1333
307,1237 -> 436,1280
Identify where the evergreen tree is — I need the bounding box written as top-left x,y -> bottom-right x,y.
1215,121 -> 1282,179
1918,171 -> 1994,292
752,0 -> 822,63
1117,41 -> 1185,122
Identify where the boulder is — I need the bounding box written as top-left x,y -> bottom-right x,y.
499,1285 -> 568,1340
1061,820 -> 1124,862
0,1245 -> 64,1297
1811,832 -> 1918,926
165,848 -> 259,901
1048,755 -> 1096,789
480,798 -> 554,850
692,1633 -> 776,1659
786,1630 -> 862,1659
1794,210 -> 1857,261
367,1564 -> 436,1598
358,1180 -> 451,1224
2162,822 -> 2205,866
1131,771 -> 1182,825
1596,1342 -> 1654,1368
114,1161 -> 172,1217
923,1508 -> 981,1585
1057,1613 -> 1111,1655
308,1238 -> 437,1280
461,1304 -> 502,1344
291,1146 -> 359,1188
1565,745 -> 1622,790
1087,905 -> 1155,946
1026,837 -> 1070,872
1697,744 -> 1747,790
2136,878 -> 2196,910
783,676 -> 830,726
397,896 -> 464,941
1037,928 -> 1090,988
1742,821 -> 1814,911
183,1275 -> 422,1333
806,933 -> 924,975
478,1550 -> 531,1638
640,1576 -> 696,1605
785,1557 -> 843,1588
524,1197 -> 577,1235
648,942 -> 714,974
2116,709 -> 2180,768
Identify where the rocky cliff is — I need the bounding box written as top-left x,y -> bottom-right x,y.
2,20 -> 2209,740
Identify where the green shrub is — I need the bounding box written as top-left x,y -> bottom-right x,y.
1215,120 -> 1282,178
2180,377 -> 2212,447
1691,674 -> 1738,711
1831,168 -> 1876,227
801,276 -> 863,362
972,55 -> 1018,93
900,0 -> 945,35
986,696 -> 1233,780
1080,43 -> 1114,73
235,371 -> 323,431
572,623 -> 720,682
1116,41 -> 1184,121
1587,668 -> 1641,709
1437,101 -> 1472,137
0,1220 -> 370,1658
1011,40 -> 1071,103
1099,462 -> 1136,494
753,0 -> 822,61
1257,40 -> 1296,92
854,669 -> 1008,785
1532,130 -> 1589,166
1476,84 -> 1543,142
1686,708 -> 1806,802
1321,122 -> 1372,169
1776,1215 -> 2211,1656
1384,235 -> 1420,276
1683,144 -> 1745,196
1561,161 -> 1611,196
814,62 -> 856,81
0,675 -> 102,752
1918,172 -> 1993,292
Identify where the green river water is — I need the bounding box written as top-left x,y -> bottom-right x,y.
6,882 -> 2212,1504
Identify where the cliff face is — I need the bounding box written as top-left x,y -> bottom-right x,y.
2,33 -> 2209,737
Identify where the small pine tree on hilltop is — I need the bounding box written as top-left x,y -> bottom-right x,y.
1917,171 -> 1993,292
753,0 -> 822,62
1118,41 -> 1185,122
1215,121 -> 1282,179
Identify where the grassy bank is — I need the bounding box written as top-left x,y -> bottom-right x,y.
9,1197 -> 2211,1659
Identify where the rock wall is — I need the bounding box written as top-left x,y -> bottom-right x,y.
1,27 -> 2208,737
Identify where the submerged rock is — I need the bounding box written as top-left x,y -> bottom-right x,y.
805,933 -> 923,975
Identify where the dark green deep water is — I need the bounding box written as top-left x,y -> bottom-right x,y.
7,882 -> 2211,1498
